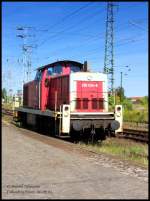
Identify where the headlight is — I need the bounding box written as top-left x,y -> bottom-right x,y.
116,112 -> 121,117
64,112 -> 69,117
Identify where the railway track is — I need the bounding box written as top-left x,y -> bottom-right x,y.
2,108 -> 148,143
119,129 -> 148,143
2,108 -> 13,116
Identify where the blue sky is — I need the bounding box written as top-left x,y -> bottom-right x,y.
2,1 -> 148,97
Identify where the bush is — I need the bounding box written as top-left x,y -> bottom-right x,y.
122,98 -> 133,110
123,109 -> 148,123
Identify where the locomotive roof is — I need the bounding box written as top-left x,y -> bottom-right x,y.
36,60 -> 83,71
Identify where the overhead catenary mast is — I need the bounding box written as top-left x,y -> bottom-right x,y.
17,26 -> 35,83
104,2 -> 117,102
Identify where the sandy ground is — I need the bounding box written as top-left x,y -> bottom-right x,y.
2,121 -> 148,199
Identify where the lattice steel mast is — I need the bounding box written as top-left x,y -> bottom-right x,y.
17,26 -> 35,83
104,2 -> 115,96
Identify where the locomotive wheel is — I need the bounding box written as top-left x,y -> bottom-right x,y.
88,126 -> 97,144
48,118 -> 55,136
54,119 -> 60,136
105,128 -> 115,138
110,131 -> 116,137
88,133 -> 96,144
98,127 -> 106,141
21,112 -> 27,128
81,128 -> 90,143
70,128 -> 80,143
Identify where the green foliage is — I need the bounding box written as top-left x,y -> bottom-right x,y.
78,138 -> 148,167
110,86 -> 148,123
123,109 -> 148,123
108,95 -> 115,111
3,102 -> 13,110
115,95 -> 121,104
122,98 -> 133,110
115,86 -> 125,100
123,96 -> 148,123
140,96 -> 148,104
2,88 -> 7,101
139,96 -> 148,109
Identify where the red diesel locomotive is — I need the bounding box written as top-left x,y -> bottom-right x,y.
14,60 -> 123,141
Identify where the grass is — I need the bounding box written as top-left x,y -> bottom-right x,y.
2,114 -> 13,122
123,109 -> 148,123
78,138 -> 148,167
2,102 -> 13,110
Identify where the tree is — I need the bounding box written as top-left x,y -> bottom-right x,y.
140,96 -> 148,105
108,93 -> 115,111
2,88 -> 7,101
115,87 -> 125,102
122,98 -> 133,110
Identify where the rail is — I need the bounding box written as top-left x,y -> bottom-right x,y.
119,128 -> 148,143
123,122 -> 148,131
2,108 -> 13,116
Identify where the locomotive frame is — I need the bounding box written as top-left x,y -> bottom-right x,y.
14,60 -> 123,141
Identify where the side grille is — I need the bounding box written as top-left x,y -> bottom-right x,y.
98,98 -> 104,109
83,98 -> 88,109
76,98 -> 81,109
76,98 -> 104,110
92,98 -> 97,109
92,98 -> 104,109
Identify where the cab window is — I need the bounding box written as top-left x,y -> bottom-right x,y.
47,67 -> 53,76
53,64 -> 63,75
35,70 -> 42,81
70,63 -> 81,73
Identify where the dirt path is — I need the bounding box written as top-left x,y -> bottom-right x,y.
2,122 -> 148,199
